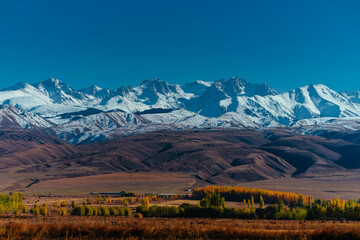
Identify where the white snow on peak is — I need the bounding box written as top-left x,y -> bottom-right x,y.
0,77 -> 360,143
195,80 -> 212,87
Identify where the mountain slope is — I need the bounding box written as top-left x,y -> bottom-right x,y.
1,130 -> 359,191
0,105 -> 53,129
0,129 -> 81,168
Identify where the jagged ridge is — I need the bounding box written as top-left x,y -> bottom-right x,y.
1,77 -> 360,143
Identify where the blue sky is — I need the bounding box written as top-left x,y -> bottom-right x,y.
0,0 -> 359,92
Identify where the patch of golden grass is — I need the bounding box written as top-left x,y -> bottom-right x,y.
0,217 -> 359,239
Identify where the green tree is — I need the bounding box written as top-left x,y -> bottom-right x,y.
109,207 -> 118,216
71,200 -> 76,208
141,197 -> 150,209
31,205 -> 40,217
124,207 -> 132,216
259,195 -> 265,209
278,200 -> 284,211
73,206 -> 85,216
85,205 -> 93,216
58,207 -> 67,216
39,206 -> 47,217
200,193 -> 225,208
99,206 -> 110,216
251,196 -> 255,209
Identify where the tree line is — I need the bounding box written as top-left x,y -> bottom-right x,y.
192,186 -> 313,205
137,190 -> 360,221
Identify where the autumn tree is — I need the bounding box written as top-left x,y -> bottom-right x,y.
259,195 -> 264,209
141,197 -> 150,209
200,192 -> 225,208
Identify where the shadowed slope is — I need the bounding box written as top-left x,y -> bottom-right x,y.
0,129 -> 82,168
1,129 -> 360,191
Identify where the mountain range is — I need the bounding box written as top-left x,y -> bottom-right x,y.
0,77 -> 359,144
2,77 -> 360,192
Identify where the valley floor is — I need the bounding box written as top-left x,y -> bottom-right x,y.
3,169 -> 360,200
241,170 -> 360,199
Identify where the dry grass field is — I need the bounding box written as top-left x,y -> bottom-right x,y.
12,172 -> 195,195
17,170 -> 360,199
1,216 -> 360,239
241,170 -> 360,199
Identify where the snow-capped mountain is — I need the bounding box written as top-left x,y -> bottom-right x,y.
80,85 -> 110,99
341,91 -> 360,104
228,84 -> 360,126
1,77 -> 360,144
0,105 -> 52,129
182,80 -> 212,96
98,78 -> 192,113
181,77 -> 278,117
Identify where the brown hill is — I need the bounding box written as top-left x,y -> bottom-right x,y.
56,130 -> 359,184
0,129 -> 82,168
1,129 -> 360,191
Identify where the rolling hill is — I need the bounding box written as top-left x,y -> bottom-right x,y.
1,129 -> 360,192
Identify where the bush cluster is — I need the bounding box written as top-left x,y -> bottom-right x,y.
71,205 -> 132,216
0,192 -> 24,214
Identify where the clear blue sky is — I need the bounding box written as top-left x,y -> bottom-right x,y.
0,0 -> 359,92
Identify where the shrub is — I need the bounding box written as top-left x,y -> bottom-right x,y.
136,205 -> 149,217
124,207 -> 132,216
58,207 -> 67,216
117,207 -> 125,216
39,206 -> 48,217
73,206 -> 85,216
93,207 -> 99,216
85,205 -> 93,216
13,209 -> 20,216
99,206 -> 110,216
21,204 -> 27,213
134,213 -> 143,218
109,207 -> 118,216
31,207 -> 40,217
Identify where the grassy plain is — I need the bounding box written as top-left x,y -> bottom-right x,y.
9,172 -> 196,195
241,171 -> 360,199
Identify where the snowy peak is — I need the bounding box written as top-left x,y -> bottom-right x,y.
80,84 -> 110,99
181,80 -> 212,95
111,86 -> 133,97
140,78 -> 179,95
80,84 -> 102,95
33,78 -> 66,91
213,77 -> 278,97
182,77 -> 279,117
341,91 -> 360,104
0,82 -> 53,110
290,84 -> 358,118
32,78 -> 86,104
0,82 -> 31,91
195,80 -> 212,87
